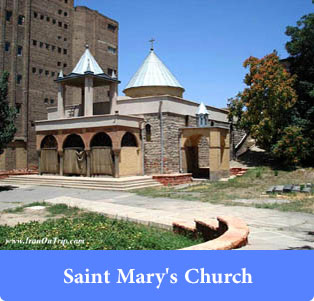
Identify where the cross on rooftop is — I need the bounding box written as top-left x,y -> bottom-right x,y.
149,38 -> 155,51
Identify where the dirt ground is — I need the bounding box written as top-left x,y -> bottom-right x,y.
0,206 -> 61,227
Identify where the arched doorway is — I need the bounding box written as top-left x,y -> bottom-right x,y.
120,132 -> 141,176
40,135 -> 59,174
90,132 -> 114,176
63,134 -> 86,176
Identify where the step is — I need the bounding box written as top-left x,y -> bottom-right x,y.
0,178 -> 159,188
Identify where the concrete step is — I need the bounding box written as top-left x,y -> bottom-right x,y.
0,175 -> 162,191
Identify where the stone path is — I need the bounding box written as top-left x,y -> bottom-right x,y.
1,185 -> 313,250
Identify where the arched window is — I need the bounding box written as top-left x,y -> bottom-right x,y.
41,135 -> 57,149
90,133 -> 112,148
121,132 -> 137,147
145,124 -> 152,142
63,134 -> 85,149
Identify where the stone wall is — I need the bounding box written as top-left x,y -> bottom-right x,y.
143,112 -> 213,175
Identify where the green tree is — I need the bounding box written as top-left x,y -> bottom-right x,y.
0,72 -> 17,154
285,11 -> 314,164
228,52 -> 299,162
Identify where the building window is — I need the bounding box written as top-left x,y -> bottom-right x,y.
52,45 -> 56,51
63,63 -> 67,68
17,46 -> 23,56
64,23 -> 68,29
58,9 -> 62,15
145,124 -> 152,142
53,19 -> 56,24
108,46 -> 116,55
32,67 -> 36,74
6,11 -> 12,22
46,16 -> 50,22
40,42 -> 44,48
34,12 -> 38,18
33,40 -> 37,46
185,115 -> 189,127
58,22 -> 62,27
15,103 -> 21,114
18,15 -> 25,25
108,68 -> 113,76
108,24 -> 117,32
63,49 -> 67,55
58,47 -> 62,53
5,42 -> 10,52
64,37 -> 67,41
17,75 -> 22,84
51,72 -> 55,77
58,36 -> 61,40
40,15 -> 44,20
46,43 -> 50,50
65,0 -> 68,3
44,98 -> 49,104
57,62 -> 61,67
50,99 -> 55,104
64,12 -> 68,17
39,69 -> 43,74
45,70 -> 49,76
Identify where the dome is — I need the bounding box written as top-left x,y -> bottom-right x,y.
123,49 -> 185,98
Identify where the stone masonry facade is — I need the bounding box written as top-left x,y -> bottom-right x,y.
0,0 -> 118,170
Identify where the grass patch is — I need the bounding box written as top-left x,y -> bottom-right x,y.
46,204 -> 81,217
0,205 -> 203,250
3,206 -> 24,214
134,167 -> 314,214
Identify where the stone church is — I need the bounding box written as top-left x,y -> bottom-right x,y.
35,44 -> 236,181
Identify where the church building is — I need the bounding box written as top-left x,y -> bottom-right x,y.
35,44 -> 233,181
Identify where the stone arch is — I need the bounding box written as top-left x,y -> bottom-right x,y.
90,132 -> 114,176
63,134 -> 85,149
63,134 -> 86,175
90,132 -> 113,148
40,135 -> 59,174
121,132 -> 138,147
41,135 -> 58,149
120,132 -> 141,176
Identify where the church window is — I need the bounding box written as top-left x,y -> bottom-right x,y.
145,124 -> 152,142
185,115 -> 189,127
17,74 -> 22,84
17,46 -> 23,56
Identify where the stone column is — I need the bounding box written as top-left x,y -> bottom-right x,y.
86,150 -> 91,177
220,130 -> 230,178
113,149 -> 121,178
110,82 -> 118,115
59,151 -> 64,176
58,84 -> 66,118
209,129 -> 221,181
84,76 -> 94,116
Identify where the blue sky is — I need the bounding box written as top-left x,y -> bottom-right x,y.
75,0 -> 313,108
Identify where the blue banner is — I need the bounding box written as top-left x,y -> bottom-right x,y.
0,251 -> 313,301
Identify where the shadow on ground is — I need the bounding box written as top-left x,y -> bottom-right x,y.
0,185 -> 18,192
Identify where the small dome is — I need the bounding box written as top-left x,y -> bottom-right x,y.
124,49 -> 185,98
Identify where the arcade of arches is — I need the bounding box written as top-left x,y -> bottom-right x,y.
37,127 -> 142,178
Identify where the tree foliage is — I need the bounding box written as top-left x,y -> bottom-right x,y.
285,11 -> 314,164
0,72 -> 17,154
228,52 -> 298,159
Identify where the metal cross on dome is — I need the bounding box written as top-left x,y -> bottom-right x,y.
149,38 -> 155,51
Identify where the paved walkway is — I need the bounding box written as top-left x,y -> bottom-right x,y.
1,185 -> 313,250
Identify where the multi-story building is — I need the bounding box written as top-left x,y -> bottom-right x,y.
0,0 -> 118,171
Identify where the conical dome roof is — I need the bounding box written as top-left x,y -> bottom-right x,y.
124,50 -> 184,91
72,45 -> 104,75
